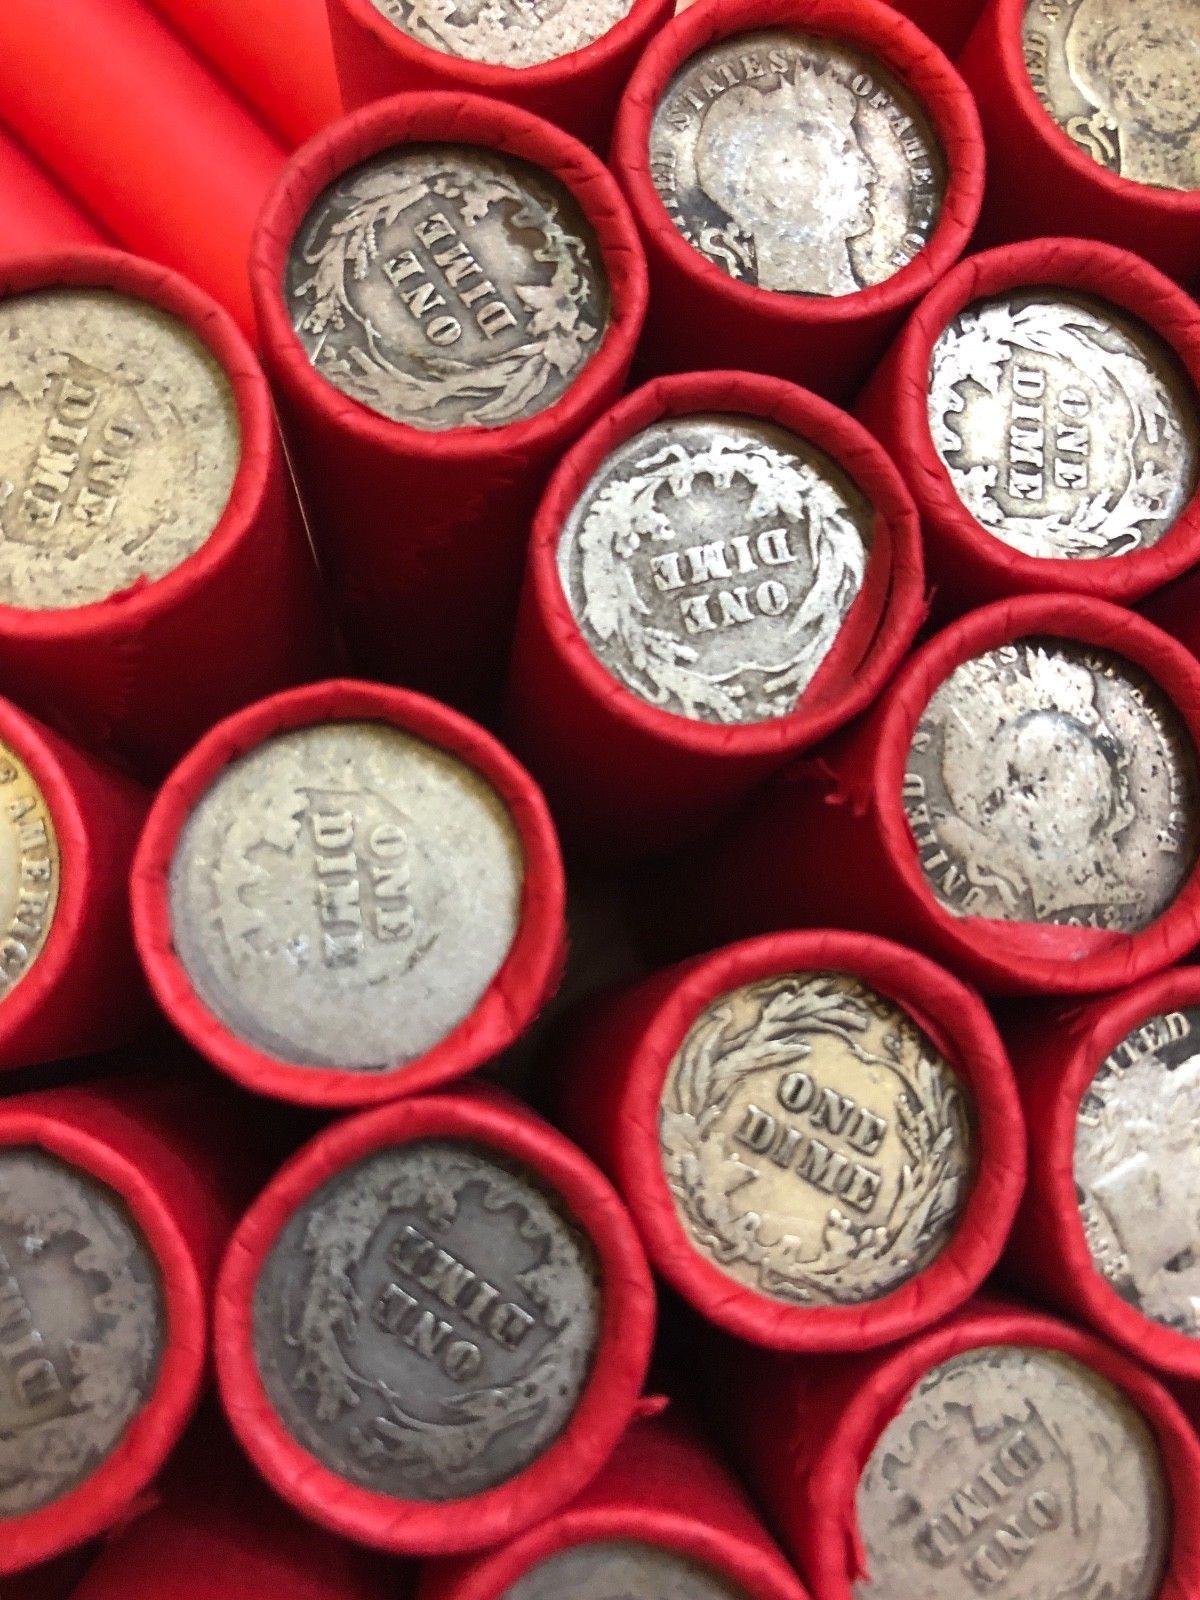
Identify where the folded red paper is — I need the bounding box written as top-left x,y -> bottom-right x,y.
0,129 -> 106,256
884,0 -> 985,58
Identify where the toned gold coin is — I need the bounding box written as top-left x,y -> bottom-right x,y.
366,0 -> 635,69
658,972 -> 975,1306
0,741 -> 59,1002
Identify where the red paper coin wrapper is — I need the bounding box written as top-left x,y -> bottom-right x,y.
251,93 -> 647,707
131,678 -> 566,1108
551,930 -> 1025,1351
0,248 -> 335,779
214,1090 -> 656,1556
714,1300 -> 1200,1600
885,0 -> 985,59
856,237 -> 1200,614
958,0 -> 1200,286
327,0 -> 674,152
609,0 -> 984,402
418,1413 -> 809,1600
0,129 -> 107,256
653,594 -> 1200,998
503,371 -> 925,859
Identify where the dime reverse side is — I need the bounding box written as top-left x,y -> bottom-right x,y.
1076,1003 -> 1200,1335
287,144 -> 610,431
366,0 -> 635,70
658,972 -> 975,1307
502,1540 -> 751,1600
0,288 -> 240,610
855,1345 -> 1170,1600
253,1139 -> 601,1501
168,720 -> 524,1073
649,28 -> 946,297
904,637 -> 1200,930
1022,0 -> 1200,193
0,741 -> 59,1003
928,289 -> 1200,560
0,1146 -> 165,1518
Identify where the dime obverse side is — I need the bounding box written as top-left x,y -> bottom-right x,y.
556,413 -> 873,724
0,1147 -> 165,1518
0,741 -> 59,1003
658,972 -> 975,1306
649,29 -> 946,297
1076,1004 -> 1200,1334
904,638 -> 1200,930
366,0 -> 635,69
253,1139 -> 601,1501
928,289 -> 1200,560
168,721 -> 524,1073
1022,0 -> 1200,193
287,145 -> 610,431
0,289 -> 240,610
856,1345 -> 1170,1600
502,1540 -> 751,1600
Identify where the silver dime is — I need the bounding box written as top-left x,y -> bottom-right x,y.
0,288 -> 239,610
168,721 -> 524,1073
1076,1005 -> 1200,1334
855,1345 -> 1170,1600
1022,0 -> 1200,193
658,973 -> 975,1307
0,1147 -> 164,1517
928,289 -> 1200,560
904,637 -> 1200,930
0,740 -> 60,1002
501,1540 -> 751,1600
556,413 -> 873,724
253,1139 -> 600,1500
648,29 -> 946,297
366,0 -> 634,69
286,144 -> 609,431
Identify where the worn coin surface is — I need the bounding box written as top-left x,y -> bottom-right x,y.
502,1540 -> 751,1600
286,144 -> 609,431
168,721 -> 524,1072
1076,1004 -> 1200,1334
556,413 -> 873,724
648,28 -> 946,297
904,638 -> 1200,930
928,289 -> 1200,560
1022,0 -> 1200,193
658,972 -> 975,1306
0,288 -> 239,610
253,1139 -> 600,1500
855,1344 -> 1170,1600
0,741 -> 59,1003
0,1146 -> 165,1517
366,0 -> 634,69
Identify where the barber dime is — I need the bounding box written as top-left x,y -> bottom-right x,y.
502,1540 -> 750,1600
286,144 -> 609,431
928,289 -> 1199,559
253,1140 -> 600,1500
1022,0 -> 1200,192
648,28 -> 945,297
0,741 -> 59,1002
904,638 -> 1200,930
556,413 -> 873,724
366,0 -> 634,69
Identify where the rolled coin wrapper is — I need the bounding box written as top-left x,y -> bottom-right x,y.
252,92 -> 646,706
418,1414 -> 808,1600
0,130 -> 106,256
884,0 -> 985,58
214,1091 -> 655,1556
857,238 -> 1200,612
504,371 -> 925,858
610,0 -> 984,400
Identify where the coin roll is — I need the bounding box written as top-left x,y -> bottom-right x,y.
251,92 -> 646,708
0,131 -> 106,256
884,0 -> 986,57
504,370 -> 924,858
610,0 -> 984,401
214,1090 -> 655,1556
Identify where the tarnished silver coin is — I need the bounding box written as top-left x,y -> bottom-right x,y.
0,288 -> 239,610
1076,1004 -> 1200,1334
502,1540 -> 751,1600
928,289 -> 1200,560
0,1146 -> 164,1517
168,721 -> 524,1073
366,0 -> 634,69
253,1139 -> 600,1500
1022,0 -> 1200,193
0,741 -> 60,1003
855,1345 -> 1170,1600
556,413 -> 873,724
659,972 -> 975,1306
904,638 -> 1200,930
649,29 -> 946,297
286,144 -> 609,431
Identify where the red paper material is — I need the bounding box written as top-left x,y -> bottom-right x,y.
884,0 -> 985,58
251,92 -> 647,707
503,370 -> 925,859
959,0 -> 1200,286
0,129 -> 106,256
214,1091 -> 656,1556
610,0 -> 985,401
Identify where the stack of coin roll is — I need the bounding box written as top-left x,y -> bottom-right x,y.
0,133 -> 105,257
